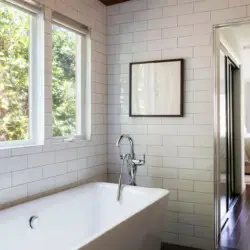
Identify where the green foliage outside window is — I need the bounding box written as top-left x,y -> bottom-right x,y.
0,4 -> 77,141
0,4 -> 29,141
52,24 -> 77,137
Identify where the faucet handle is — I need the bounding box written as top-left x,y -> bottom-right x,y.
119,154 -> 126,160
132,154 -> 145,166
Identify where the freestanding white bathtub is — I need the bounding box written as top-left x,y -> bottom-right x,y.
0,182 -> 169,250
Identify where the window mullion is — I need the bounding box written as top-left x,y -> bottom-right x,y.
76,34 -> 83,136
29,11 -> 44,145
29,15 -> 34,141
35,12 -> 44,144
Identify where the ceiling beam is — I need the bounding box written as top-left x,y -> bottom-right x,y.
99,0 -> 131,6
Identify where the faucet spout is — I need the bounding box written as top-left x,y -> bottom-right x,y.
116,134 -> 134,158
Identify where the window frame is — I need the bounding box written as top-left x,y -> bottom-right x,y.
51,17 -> 88,142
0,4 -> 91,148
0,1 -> 44,149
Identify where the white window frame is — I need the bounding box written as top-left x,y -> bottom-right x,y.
0,0 -> 44,149
51,13 -> 91,142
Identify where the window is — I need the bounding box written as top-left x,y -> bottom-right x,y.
0,0 -> 43,147
52,13 -> 88,139
0,4 -> 90,148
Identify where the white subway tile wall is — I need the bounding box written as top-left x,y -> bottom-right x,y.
0,0 -> 107,204
107,0 -> 250,249
1,0 -> 250,249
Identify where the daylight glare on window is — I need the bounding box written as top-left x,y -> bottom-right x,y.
52,24 -> 78,137
0,3 -> 30,141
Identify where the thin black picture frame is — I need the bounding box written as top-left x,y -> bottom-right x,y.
129,59 -> 184,117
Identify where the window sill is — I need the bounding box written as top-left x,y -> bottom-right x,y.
0,141 -> 43,150
51,135 -> 88,144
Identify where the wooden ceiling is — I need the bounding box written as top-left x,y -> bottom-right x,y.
99,0 -> 131,6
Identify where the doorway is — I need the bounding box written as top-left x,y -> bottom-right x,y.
214,21 -> 250,249
219,52 -> 239,228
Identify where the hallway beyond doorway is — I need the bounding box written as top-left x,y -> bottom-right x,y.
220,185 -> 250,250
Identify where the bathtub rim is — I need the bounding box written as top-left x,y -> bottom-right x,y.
0,180 -> 81,211
0,181 -> 169,213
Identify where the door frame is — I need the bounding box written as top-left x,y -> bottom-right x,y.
225,56 -> 239,209
213,20 -> 248,249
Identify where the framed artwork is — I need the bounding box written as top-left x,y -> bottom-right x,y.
129,59 -> 184,117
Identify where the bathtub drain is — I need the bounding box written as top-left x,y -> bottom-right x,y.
29,216 -> 39,229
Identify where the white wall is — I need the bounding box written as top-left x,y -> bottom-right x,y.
245,82 -> 250,131
242,49 -> 250,132
107,1 -> 250,249
0,0 -> 107,206
220,28 -> 241,63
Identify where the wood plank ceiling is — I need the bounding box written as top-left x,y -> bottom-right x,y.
99,0 -> 131,6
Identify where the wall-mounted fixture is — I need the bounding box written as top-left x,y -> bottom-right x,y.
116,134 -> 145,201
129,59 -> 184,117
